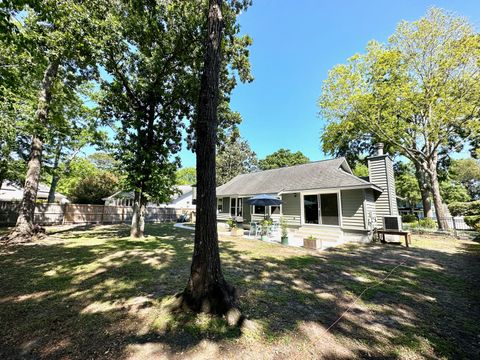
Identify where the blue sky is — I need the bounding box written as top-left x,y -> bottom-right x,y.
178,0 -> 480,168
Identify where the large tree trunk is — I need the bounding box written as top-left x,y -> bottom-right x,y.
13,136 -> 43,236
2,60 -> 59,243
427,154 -> 449,230
183,0 -> 235,315
130,189 -> 143,238
414,162 -> 433,218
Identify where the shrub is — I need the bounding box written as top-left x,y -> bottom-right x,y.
464,215 -> 480,231
226,218 -> 237,229
410,218 -> 437,230
402,213 -> 418,223
448,200 -> 480,216
70,172 -> 119,204
418,218 -> 437,229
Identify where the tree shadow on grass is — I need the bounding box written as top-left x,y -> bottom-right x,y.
0,224 -> 479,359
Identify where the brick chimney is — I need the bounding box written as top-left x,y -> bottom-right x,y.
367,143 -> 398,224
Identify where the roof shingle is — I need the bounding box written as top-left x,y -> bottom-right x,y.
216,158 -> 381,196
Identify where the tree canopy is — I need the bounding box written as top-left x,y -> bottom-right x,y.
319,8 -> 480,229
216,131 -> 258,185
258,148 -> 309,170
176,167 -> 197,185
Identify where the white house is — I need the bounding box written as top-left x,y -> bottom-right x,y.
0,181 -> 68,203
103,185 -> 196,209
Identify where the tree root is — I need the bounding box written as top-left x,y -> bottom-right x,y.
167,284 -> 244,326
182,281 -> 236,315
0,225 -> 46,245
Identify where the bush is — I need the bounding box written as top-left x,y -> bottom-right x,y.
70,172 -> 119,204
464,215 -> 480,231
410,218 -> 437,230
448,200 -> 480,216
226,218 -> 237,229
402,213 -> 418,223
418,218 -> 437,229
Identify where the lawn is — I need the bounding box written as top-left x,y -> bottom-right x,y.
0,224 -> 479,359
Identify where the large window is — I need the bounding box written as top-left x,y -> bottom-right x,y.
303,193 -> 339,226
271,205 -> 281,215
217,198 -> 223,212
254,205 -> 266,214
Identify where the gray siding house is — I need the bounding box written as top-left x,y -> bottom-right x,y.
216,145 -> 398,243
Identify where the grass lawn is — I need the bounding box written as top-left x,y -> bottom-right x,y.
0,224 -> 479,359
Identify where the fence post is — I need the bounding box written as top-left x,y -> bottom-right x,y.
452,217 -> 458,239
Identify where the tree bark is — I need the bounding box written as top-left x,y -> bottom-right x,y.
183,0 -> 236,315
47,175 -> 60,203
130,189 -> 142,238
2,60 -> 59,243
413,162 -> 433,218
47,140 -> 62,203
427,153 -> 449,230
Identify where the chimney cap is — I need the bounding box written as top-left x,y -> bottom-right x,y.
374,143 -> 384,156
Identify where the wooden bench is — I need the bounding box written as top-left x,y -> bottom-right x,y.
376,229 -> 411,248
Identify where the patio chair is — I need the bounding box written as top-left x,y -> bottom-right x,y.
248,222 -> 260,237
270,221 -> 280,235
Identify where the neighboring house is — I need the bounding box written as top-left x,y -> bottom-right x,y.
0,181 -> 68,203
216,144 -> 398,243
103,185 -> 196,209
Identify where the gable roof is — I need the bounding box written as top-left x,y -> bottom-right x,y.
103,186 -> 193,202
0,181 -> 67,201
216,158 -> 382,197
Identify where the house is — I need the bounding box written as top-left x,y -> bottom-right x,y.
103,185 -> 196,209
216,144 -> 398,243
0,181 -> 68,203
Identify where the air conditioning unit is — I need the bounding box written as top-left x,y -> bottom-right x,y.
383,215 -> 402,231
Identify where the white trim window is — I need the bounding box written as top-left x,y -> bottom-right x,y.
217,198 -> 223,212
253,205 -> 266,215
302,192 -> 340,226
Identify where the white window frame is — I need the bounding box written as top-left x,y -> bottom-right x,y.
230,197 -> 243,217
300,190 -> 342,227
253,204 -> 266,215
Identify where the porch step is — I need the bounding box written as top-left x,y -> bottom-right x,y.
296,226 -> 342,243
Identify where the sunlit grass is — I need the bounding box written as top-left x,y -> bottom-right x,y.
0,224 -> 479,359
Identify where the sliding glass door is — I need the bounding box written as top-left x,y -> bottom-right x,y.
230,197 -> 243,217
304,195 -> 319,224
320,193 -> 339,225
303,193 -> 339,226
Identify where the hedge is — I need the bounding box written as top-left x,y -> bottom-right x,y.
401,213 -> 418,223
448,200 -> 480,216
464,215 -> 480,231
409,218 -> 437,230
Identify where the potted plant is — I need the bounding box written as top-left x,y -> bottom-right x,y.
280,217 -> 288,245
303,235 -> 322,250
260,218 -> 272,241
227,218 -> 243,236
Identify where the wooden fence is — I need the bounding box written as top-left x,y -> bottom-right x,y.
0,201 -> 194,226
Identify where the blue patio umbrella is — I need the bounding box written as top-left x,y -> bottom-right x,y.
246,194 -> 283,206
